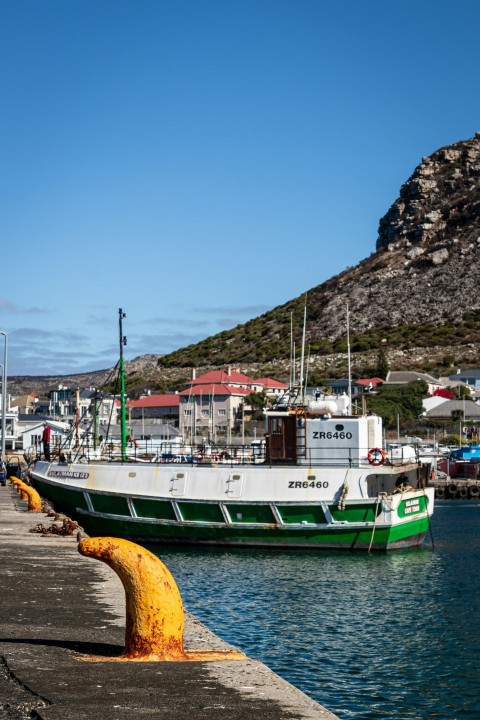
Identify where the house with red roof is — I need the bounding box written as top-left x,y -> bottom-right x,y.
187,367 -> 261,391
355,377 -> 385,393
254,377 -> 289,398
127,393 -> 180,426
179,383 -> 252,439
178,367 -> 289,438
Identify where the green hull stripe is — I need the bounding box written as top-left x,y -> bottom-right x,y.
77,512 -> 429,551
278,504 -> 327,524
178,501 -> 224,523
133,498 -> 176,520
226,503 -> 275,524
31,479 -> 430,551
91,494 -> 130,516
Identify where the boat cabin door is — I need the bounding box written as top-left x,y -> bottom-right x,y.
266,415 -> 297,463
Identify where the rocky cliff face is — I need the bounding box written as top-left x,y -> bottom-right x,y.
377,133 -> 480,252
306,132 -> 480,340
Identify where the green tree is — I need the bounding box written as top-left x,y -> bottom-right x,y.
375,349 -> 389,380
366,381 -> 428,428
451,384 -> 471,400
247,391 -> 269,411
245,391 -> 269,422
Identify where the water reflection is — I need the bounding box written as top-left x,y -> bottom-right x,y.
153,503 -> 480,719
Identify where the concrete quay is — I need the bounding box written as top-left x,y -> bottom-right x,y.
0,485 -> 339,720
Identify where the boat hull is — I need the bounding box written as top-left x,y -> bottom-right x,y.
75,512 -> 430,552
31,467 -> 433,552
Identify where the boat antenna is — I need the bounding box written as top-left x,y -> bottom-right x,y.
75,387 -> 80,448
346,303 -> 352,413
289,311 -> 294,391
299,299 -> 307,403
119,308 -> 128,462
304,343 -> 311,393
292,341 -> 296,387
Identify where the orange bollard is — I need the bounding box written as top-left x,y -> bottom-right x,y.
11,478 -> 43,512
11,478 -> 22,494
78,537 -> 246,662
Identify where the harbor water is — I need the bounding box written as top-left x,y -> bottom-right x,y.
154,502 -> 480,720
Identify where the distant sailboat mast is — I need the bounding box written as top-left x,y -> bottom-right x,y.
346,303 -> 352,412
299,302 -> 307,404
119,308 -> 128,462
289,312 -> 295,391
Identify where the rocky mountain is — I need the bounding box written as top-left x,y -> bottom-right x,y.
287,130 -> 480,339
10,133 -> 480,396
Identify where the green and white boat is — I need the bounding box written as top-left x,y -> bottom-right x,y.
30,310 -> 434,551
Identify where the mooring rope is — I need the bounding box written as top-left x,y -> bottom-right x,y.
368,492 -> 386,554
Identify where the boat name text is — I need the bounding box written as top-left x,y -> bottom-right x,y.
48,470 -> 90,480
312,431 -> 353,440
403,500 -> 420,514
289,481 -> 329,489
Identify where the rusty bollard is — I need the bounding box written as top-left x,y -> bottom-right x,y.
78,537 -> 246,662
11,478 -> 27,500
11,478 -> 42,512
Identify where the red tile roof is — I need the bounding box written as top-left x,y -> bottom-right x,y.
179,384 -> 252,397
188,369 -> 256,386
356,377 -> 385,387
127,394 -> 180,409
254,377 -> 289,389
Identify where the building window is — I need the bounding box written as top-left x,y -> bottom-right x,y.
184,409 -> 192,417
218,409 -> 226,416
201,410 -> 210,417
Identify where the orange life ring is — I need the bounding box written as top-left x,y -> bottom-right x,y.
368,447 -> 387,466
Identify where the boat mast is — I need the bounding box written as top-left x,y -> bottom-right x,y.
119,308 -> 128,462
299,302 -> 307,404
289,312 -> 294,390
346,303 -> 352,412
75,387 -> 80,448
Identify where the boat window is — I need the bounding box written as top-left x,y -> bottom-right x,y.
270,418 -> 283,435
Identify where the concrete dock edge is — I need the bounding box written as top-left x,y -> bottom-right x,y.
0,486 -> 339,719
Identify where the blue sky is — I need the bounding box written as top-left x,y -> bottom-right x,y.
1,0 -> 479,376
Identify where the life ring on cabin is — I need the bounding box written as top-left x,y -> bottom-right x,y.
468,484 -> 480,498
368,448 -> 387,466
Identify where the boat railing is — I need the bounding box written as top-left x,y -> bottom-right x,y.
43,441 -> 420,469
49,440 -> 267,467
267,445 -> 420,468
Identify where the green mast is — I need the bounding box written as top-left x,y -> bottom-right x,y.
119,308 -> 128,462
